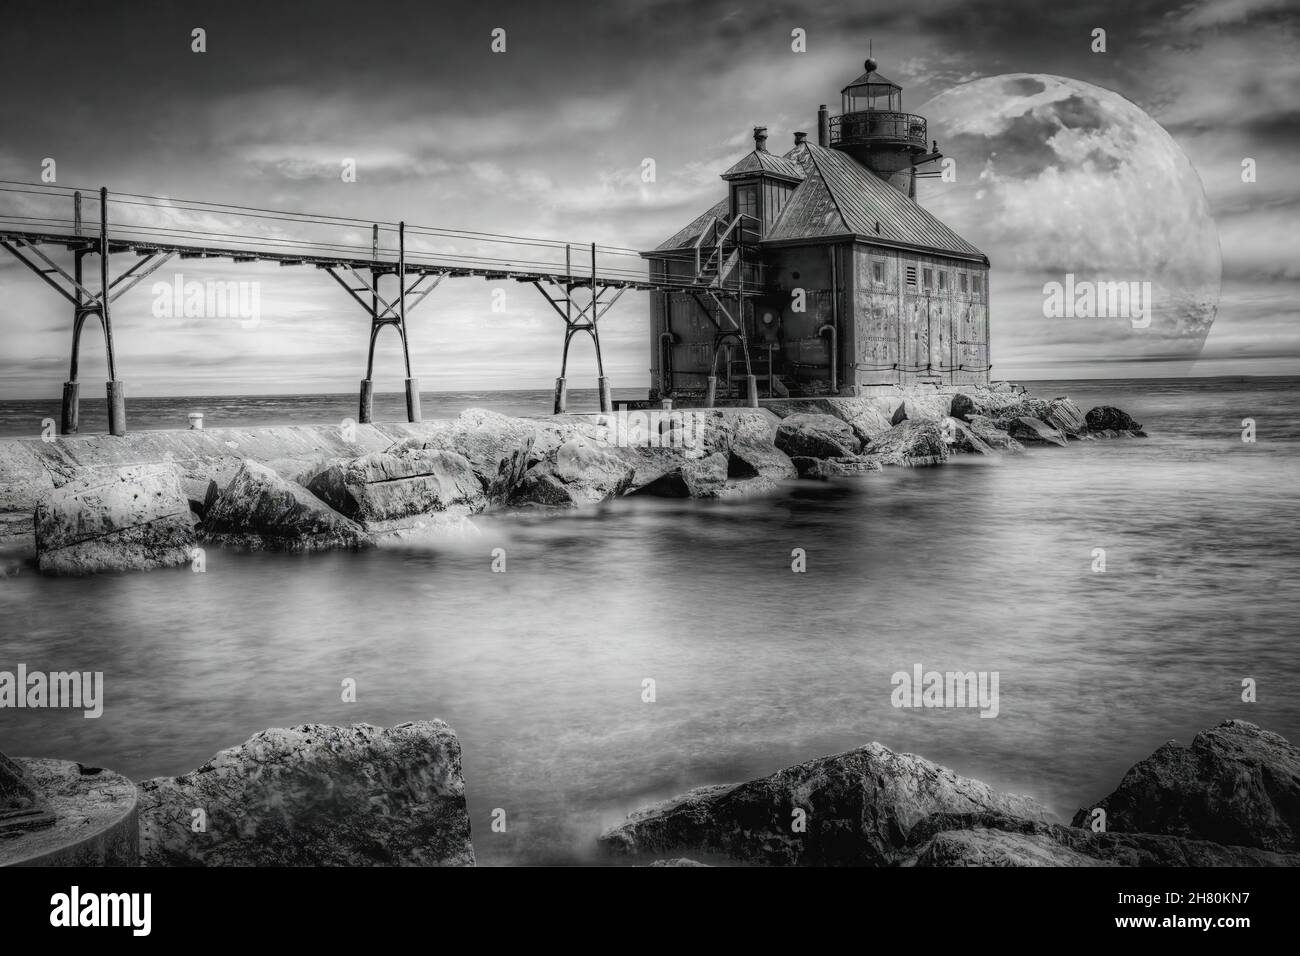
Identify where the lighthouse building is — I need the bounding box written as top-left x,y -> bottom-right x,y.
643,60 -> 990,403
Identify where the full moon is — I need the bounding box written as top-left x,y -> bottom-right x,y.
918,74 -> 1221,369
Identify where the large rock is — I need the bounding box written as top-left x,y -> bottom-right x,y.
950,390 -> 1032,424
599,742 -> 1051,866
1006,416 -> 1069,447
774,413 -> 861,460
1086,406 -> 1146,436
965,416 -> 1025,453
769,398 -> 893,444
944,419 -> 996,456
174,456 -> 245,518
725,411 -> 797,481
679,452 -> 730,497
1070,720 -> 1300,853
308,449 -> 483,530
34,463 -> 196,574
511,439 -> 635,507
138,721 -> 474,867
388,408 -> 536,504
900,392 -> 952,422
791,455 -> 884,479
900,811 -> 1300,867
202,460 -> 368,552
863,420 -> 950,466
1046,397 -> 1088,438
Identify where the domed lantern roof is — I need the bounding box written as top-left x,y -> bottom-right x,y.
841,58 -> 903,113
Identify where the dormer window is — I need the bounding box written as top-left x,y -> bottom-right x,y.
734,183 -> 759,221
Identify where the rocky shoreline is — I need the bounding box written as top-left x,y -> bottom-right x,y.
5,718 -> 1294,867
0,384 -> 1146,574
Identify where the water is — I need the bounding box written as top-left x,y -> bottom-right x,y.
2,378 -> 1298,865
0,388 -> 636,439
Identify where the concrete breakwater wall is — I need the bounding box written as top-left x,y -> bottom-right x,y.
0,385 -> 1147,572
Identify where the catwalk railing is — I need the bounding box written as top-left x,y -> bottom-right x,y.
0,181 -> 765,431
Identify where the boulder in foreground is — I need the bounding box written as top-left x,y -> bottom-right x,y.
511,439 -> 635,507
1070,720 -> 1300,853
34,463 -> 195,574
138,721 -> 474,866
202,460 -> 369,552
964,416 -> 1025,454
388,408 -> 536,504
900,810 -> 1300,867
774,413 -> 862,460
1045,397 -> 1088,438
1006,416 -> 1069,447
598,742 -> 1051,866
308,449 -> 483,530
863,420 -> 950,466
1086,405 -> 1146,436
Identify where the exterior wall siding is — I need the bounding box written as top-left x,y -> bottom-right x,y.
648,241 -> 988,399
852,245 -> 988,387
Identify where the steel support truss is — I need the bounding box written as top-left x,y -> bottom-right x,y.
323,222 -> 441,424
0,204 -> 174,436
531,277 -> 624,415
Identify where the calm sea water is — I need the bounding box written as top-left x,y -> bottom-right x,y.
2,377 -> 1298,865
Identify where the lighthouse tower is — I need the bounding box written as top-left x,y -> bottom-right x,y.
817,58 -> 941,198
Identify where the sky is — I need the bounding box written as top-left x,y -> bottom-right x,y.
0,0 -> 1295,398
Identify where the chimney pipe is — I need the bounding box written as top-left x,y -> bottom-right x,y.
817,105 -> 830,147
753,126 -> 768,151
793,131 -> 807,145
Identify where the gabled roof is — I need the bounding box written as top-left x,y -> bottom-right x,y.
720,149 -> 806,182
764,142 -> 985,260
647,142 -> 986,262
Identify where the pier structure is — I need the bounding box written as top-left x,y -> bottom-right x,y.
0,180 -> 752,435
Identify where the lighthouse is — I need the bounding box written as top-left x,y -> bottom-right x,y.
644,58 -> 989,402
817,58 -> 943,198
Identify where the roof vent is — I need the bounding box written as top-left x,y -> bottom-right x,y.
753,126 -> 769,152
793,131 -> 807,145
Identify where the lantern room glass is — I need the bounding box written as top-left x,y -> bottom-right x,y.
842,80 -> 901,114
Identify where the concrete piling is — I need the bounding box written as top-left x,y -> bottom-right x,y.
60,382 -> 79,435
358,379 -> 374,424
598,376 -> 613,413
106,381 -> 126,437
405,377 -> 422,423
553,377 -> 568,415
705,375 -> 717,409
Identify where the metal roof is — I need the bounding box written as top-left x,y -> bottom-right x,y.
720,149 -> 807,182
764,142 -> 986,260
654,196 -> 729,251
842,69 -> 901,92
649,143 -> 985,262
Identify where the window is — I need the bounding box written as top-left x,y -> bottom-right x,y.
959,273 -> 968,293
905,265 -> 918,288
972,274 -> 983,296
938,271 -> 947,292
872,261 -> 884,285
734,185 -> 758,221
922,268 -> 933,290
